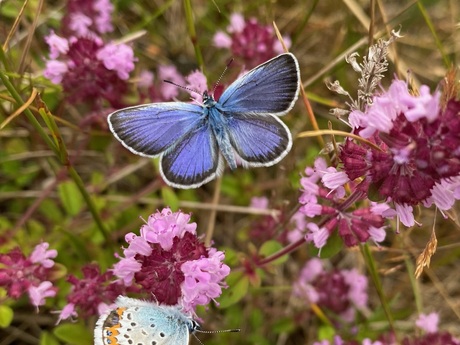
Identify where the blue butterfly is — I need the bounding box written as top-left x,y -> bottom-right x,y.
108,53 -> 300,188
94,296 -> 199,345
94,296 -> 239,345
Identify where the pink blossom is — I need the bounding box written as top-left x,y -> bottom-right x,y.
394,203 -> 415,227
28,281 -> 57,307
415,312 -> 439,333
96,43 -> 135,80
93,0 -> 114,33
30,242 -> 58,268
45,31 -> 69,59
250,196 -> 269,209
322,169 -> 350,190
213,31 -> 232,48
112,257 -> 141,285
44,60 -> 69,84
69,13 -> 93,37
138,70 -> 154,88
227,13 -> 245,33
56,303 -> 77,324
140,208 -> 197,251
180,248 -> 230,312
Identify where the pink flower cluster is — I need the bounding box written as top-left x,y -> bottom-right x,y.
297,157 -> 387,249
0,243 -> 58,308
112,208 -> 230,313
43,0 -> 135,109
57,264 -> 134,323
341,79 -> 460,226
293,258 -> 368,323
213,13 -> 291,68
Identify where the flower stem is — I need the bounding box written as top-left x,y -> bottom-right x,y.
361,243 -> 396,335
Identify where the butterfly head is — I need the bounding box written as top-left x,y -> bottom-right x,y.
202,91 -> 217,108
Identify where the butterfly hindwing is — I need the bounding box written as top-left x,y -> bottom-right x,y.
218,53 -> 300,115
108,103 -> 204,157
160,123 -> 223,188
225,112 -> 292,167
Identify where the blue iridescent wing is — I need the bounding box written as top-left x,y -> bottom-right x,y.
160,123 -> 223,188
108,103 -> 204,157
218,53 -> 300,115
225,112 -> 292,167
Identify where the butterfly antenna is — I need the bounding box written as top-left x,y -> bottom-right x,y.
195,328 -> 241,334
163,80 -> 201,97
193,328 -> 240,345
212,58 -> 234,95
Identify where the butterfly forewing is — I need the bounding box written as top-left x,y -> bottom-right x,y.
226,113 -> 292,167
160,124 -> 223,188
218,53 -> 300,115
108,103 -> 204,157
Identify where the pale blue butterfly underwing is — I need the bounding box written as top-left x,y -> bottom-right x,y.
108,53 -> 301,189
94,296 -> 239,345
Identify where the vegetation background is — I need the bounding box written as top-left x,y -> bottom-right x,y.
0,0 -> 459,344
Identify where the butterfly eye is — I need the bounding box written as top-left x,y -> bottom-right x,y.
191,320 -> 201,331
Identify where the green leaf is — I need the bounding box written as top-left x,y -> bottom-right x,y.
0,305 -> 13,328
218,271 -> 249,308
259,240 -> 288,265
40,331 -> 60,345
58,180 -> 84,216
53,323 -> 93,345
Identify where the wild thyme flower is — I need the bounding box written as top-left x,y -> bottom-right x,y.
213,13 -> 291,68
293,258 -> 368,323
44,33 -> 135,108
0,243 -> 58,308
113,208 -> 230,313
298,157 -> 387,248
340,80 -> 460,226
58,264 -> 132,323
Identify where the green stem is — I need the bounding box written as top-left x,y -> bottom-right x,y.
361,244 -> 396,334
183,0 -> 204,70
416,0 -> 450,68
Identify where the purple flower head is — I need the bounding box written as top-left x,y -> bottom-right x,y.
341,79 -> 460,226
62,0 -> 114,37
113,208 -> 230,313
298,158 -> 387,248
44,35 -> 134,108
293,259 -> 368,324
0,243 -> 58,308
213,13 -> 291,68
59,263 -> 132,322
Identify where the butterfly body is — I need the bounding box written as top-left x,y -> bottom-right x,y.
94,296 -> 199,345
108,53 -> 300,188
